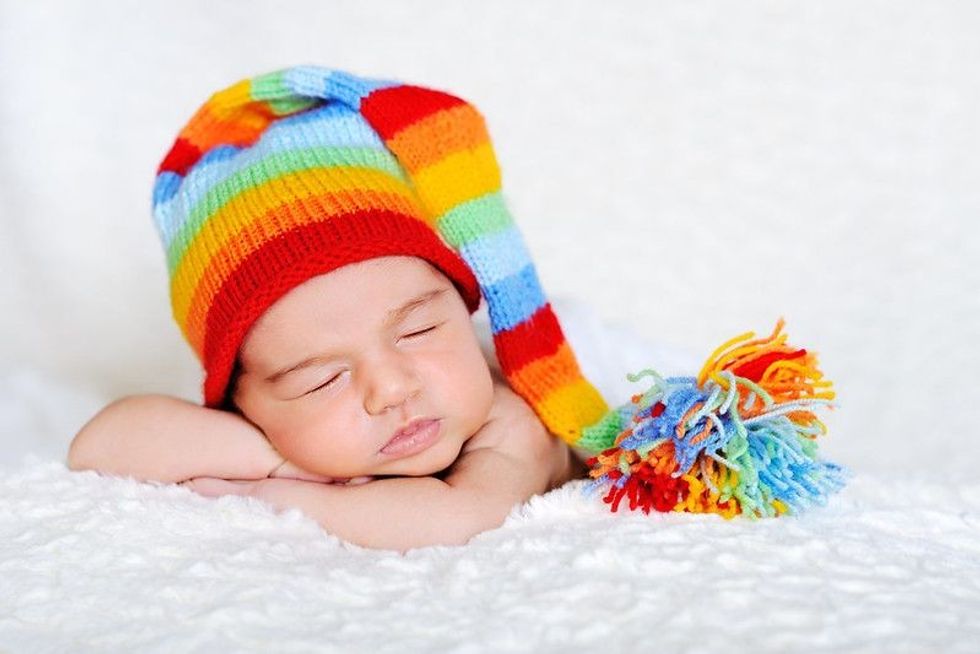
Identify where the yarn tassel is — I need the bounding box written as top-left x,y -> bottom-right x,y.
581,318 -> 849,518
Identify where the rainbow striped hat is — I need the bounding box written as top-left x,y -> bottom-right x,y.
152,65 -> 609,446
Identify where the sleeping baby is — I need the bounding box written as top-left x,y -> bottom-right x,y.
67,66 -> 611,552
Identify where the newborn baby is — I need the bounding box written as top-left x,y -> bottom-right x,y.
69,255 -> 588,551
67,65 -> 610,552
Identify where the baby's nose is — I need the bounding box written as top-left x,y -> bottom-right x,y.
363,354 -> 422,415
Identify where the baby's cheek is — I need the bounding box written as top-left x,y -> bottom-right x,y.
474,362 -> 495,421
267,409 -> 338,463
433,347 -> 494,425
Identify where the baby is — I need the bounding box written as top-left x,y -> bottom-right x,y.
67,66 -> 610,552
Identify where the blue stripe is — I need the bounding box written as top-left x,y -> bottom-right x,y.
152,172 -> 181,208
481,264 -> 547,333
151,172 -> 182,243
459,225 -> 532,288
199,144 -> 241,166
153,105 -> 393,249
152,145 -> 239,210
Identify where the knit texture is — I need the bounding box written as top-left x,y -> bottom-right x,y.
152,66 -> 609,445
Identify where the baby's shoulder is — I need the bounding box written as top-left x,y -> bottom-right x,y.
449,380 -> 581,492
461,380 -> 553,459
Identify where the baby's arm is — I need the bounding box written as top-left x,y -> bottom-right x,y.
185,445 -> 549,551
183,386 -> 561,551
67,394 -> 283,484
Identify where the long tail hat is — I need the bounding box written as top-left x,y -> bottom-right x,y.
154,66 -> 847,518
153,65 -> 610,446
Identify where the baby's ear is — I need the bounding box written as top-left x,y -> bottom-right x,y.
221,395 -> 243,416
223,359 -> 245,414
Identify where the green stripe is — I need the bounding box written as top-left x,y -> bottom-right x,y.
268,95 -> 319,116
250,71 -> 318,116
249,70 -> 287,101
578,408 -> 625,453
167,146 -> 407,272
436,192 -> 513,249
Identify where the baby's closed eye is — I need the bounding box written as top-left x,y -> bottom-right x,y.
402,323 -> 442,338
300,322 -> 447,396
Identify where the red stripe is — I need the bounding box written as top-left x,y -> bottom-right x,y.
158,137 -> 202,176
492,304 -> 567,376
360,85 -> 466,140
200,211 -> 480,407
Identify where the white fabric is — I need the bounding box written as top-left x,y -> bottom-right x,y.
2,465 -> 979,652
2,299 -> 979,652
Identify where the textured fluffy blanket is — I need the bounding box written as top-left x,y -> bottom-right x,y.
2,462 -> 979,652
2,301 -> 979,652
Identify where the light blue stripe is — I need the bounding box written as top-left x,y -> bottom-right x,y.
459,225 -> 532,288
283,67 -> 401,110
480,264 -> 547,333
261,104 -> 385,150
153,105 -> 392,249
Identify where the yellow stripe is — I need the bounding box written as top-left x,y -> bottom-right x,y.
171,166 -> 418,330
388,104 -> 490,173
534,380 -> 610,445
411,142 -> 501,218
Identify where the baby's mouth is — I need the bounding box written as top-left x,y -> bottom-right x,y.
380,418 -> 442,457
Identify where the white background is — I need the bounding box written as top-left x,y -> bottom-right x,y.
1,1 -> 977,477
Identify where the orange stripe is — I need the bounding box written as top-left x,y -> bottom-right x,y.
506,342 -> 609,442
387,104 -> 490,173
178,189 -> 423,352
507,342 -> 585,406
180,80 -> 276,152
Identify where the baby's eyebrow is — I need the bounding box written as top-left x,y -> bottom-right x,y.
381,287 -> 448,329
264,287 -> 449,384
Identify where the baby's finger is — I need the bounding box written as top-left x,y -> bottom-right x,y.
269,461 -> 337,483
182,477 -> 255,498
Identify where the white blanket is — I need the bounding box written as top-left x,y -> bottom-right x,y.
2,301 -> 979,652
2,462 -> 979,652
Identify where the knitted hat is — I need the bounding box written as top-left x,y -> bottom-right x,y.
152,65 -> 609,446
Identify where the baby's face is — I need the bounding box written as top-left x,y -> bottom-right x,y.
232,256 -> 494,479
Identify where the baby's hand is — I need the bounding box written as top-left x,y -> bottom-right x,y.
180,474 -> 373,502
267,459 -> 375,486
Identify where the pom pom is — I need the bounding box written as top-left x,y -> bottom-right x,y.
581,319 -> 849,519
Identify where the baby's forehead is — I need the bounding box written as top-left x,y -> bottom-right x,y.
339,254 -> 446,282
307,257 -> 458,307
240,256 -> 466,360
286,256 -> 445,300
